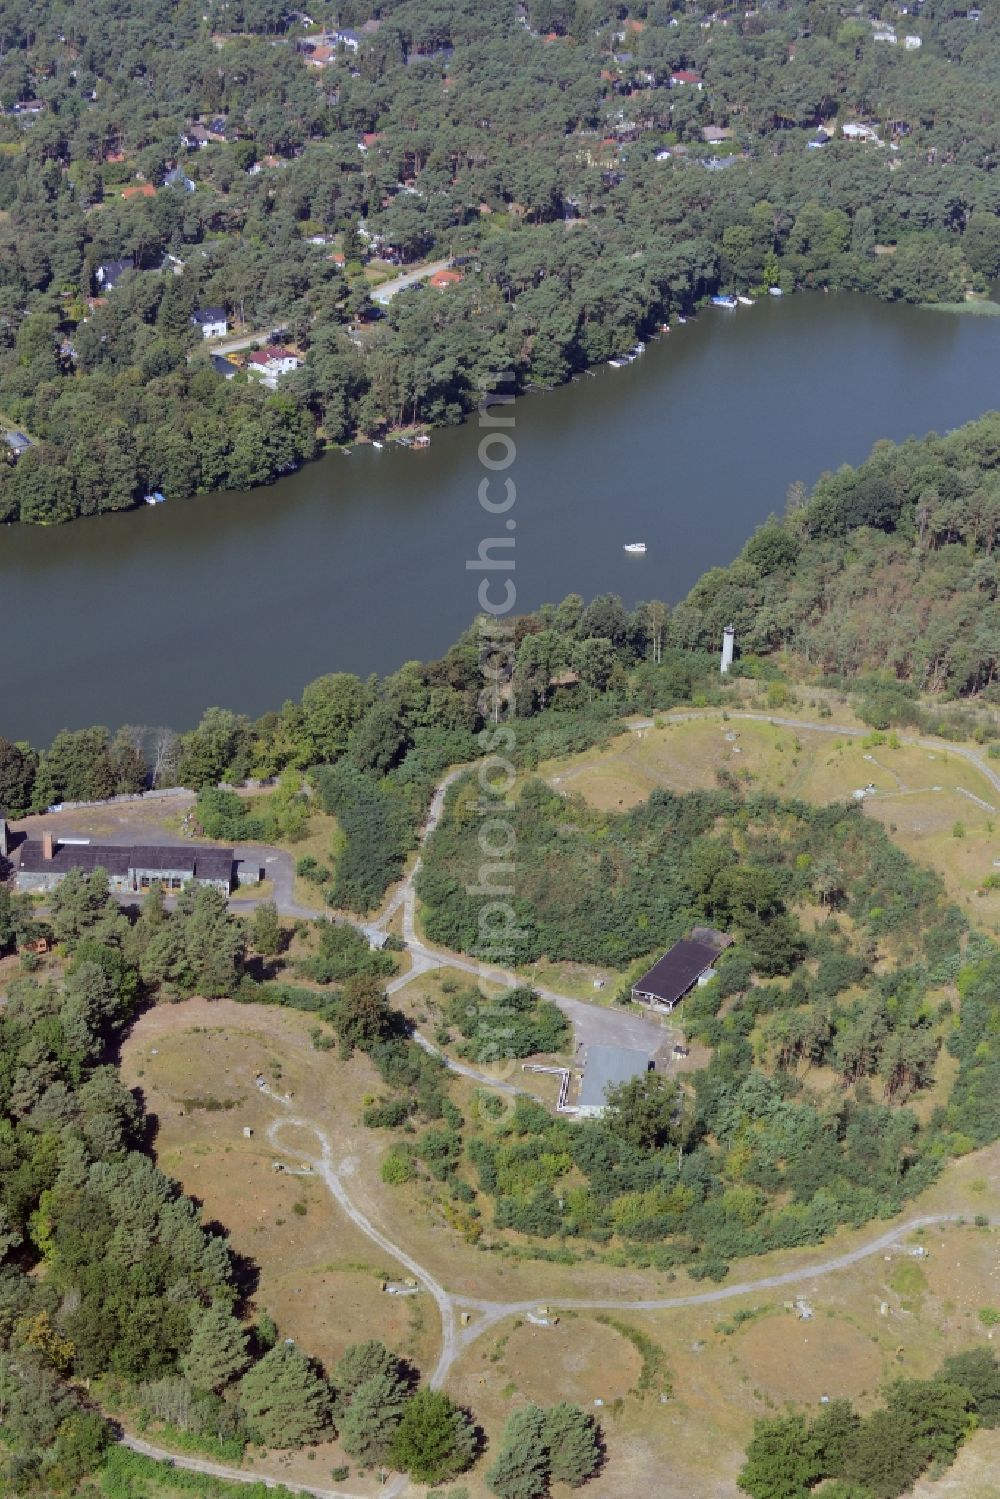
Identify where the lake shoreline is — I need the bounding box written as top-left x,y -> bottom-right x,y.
2,287 -> 978,535
4,291 -> 1000,743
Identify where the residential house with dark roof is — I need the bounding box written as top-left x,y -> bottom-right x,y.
180,123 -> 214,149
94,258 -> 134,291
3,431 -> 32,458
165,165 -> 197,192
191,306 -> 228,339
405,44 -> 454,65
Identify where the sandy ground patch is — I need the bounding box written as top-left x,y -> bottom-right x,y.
734,1311 -> 883,1405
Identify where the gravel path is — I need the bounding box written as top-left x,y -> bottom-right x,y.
127,1078 -> 998,1499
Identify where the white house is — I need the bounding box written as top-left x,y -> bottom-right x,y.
904,33 -> 922,47
191,306 -> 228,339
334,28 -> 361,50
842,121 -> 879,142
248,346 -> 301,387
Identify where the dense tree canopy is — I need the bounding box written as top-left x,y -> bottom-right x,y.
4,0 -> 1000,522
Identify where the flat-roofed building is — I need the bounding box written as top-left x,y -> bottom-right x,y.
575,1044 -> 652,1117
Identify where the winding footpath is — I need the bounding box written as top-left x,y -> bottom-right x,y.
366,705 -> 1000,1064
627,709 -> 1000,799
129,1080 -> 999,1496
116,707 -> 1000,1494
374,766 -> 670,1060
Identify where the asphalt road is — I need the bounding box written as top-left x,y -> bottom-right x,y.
370,256 -> 453,303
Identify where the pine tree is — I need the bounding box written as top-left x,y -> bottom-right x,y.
389,1388 -> 476,1485
486,1405 -> 549,1499
941,1349 -> 1000,1428
250,900 -> 282,957
333,1339 -> 399,1406
181,1304 -> 249,1392
339,1370 -> 407,1463
238,1343 -> 331,1447
543,1402 -> 601,1488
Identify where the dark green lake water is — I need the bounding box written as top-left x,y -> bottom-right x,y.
4,293 -> 1000,742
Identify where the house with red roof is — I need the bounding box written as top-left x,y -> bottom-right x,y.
247,347 -> 301,385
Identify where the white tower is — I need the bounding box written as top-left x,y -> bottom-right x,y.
720,625 -> 735,675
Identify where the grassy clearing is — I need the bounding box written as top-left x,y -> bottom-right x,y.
120,1002 -> 441,1376
536,714 -> 1000,934
909,1429 -> 1000,1498
118,1000 -> 1000,1498
283,806 -> 343,910
444,1215 -> 1000,1498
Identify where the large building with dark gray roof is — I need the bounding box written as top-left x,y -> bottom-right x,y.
631,927 -> 732,1011
12,831 -> 234,895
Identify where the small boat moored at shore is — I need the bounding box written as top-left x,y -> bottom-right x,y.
712,295 -> 738,308
768,286 -> 784,296
623,542 -> 647,554
144,491 -> 166,506
609,342 -> 647,368
737,295 -> 754,306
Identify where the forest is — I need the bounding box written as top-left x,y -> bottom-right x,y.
0,855 -> 613,1492
387,777 -> 1000,1270
3,0 -> 1000,520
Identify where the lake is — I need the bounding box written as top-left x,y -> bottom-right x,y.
4,292 -> 1000,743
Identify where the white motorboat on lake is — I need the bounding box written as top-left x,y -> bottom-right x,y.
623,542 -> 647,554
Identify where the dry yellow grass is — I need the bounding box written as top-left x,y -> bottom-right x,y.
118,1000 -> 1000,1499
537,716 -> 1000,933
